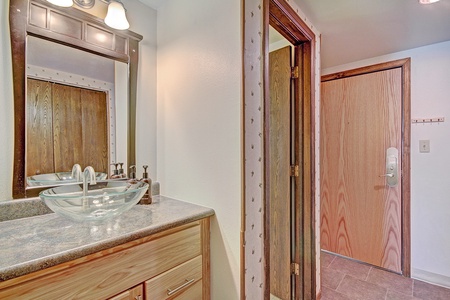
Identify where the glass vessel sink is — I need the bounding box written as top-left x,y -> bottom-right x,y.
39,181 -> 148,222
27,172 -> 107,187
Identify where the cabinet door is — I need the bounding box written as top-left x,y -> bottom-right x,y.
109,284 -> 143,300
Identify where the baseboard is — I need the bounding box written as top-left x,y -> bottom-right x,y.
412,268 -> 450,289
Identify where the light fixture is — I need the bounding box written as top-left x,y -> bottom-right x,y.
104,1 -> 130,30
46,0 -> 74,7
419,0 -> 440,4
46,0 -> 130,30
74,0 -> 95,9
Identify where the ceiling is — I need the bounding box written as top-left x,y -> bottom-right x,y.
138,0 -> 450,69
293,0 -> 450,69
138,0 -> 164,9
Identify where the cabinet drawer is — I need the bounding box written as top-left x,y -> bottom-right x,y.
145,255 -> 202,299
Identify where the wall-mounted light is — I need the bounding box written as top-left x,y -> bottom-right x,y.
104,1 -> 130,30
419,0 -> 440,4
46,0 -> 74,7
46,0 -> 129,30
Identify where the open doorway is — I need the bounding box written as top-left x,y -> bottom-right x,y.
264,0 -> 317,299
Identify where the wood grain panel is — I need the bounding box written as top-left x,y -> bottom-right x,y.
81,89 -> 108,173
29,3 -> 47,29
108,284 -> 143,300
269,45 -> 292,300
320,68 -> 402,273
200,218 -> 211,299
26,78 -> 54,176
173,280 -> 202,300
49,11 -> 83,40
52,83 -> 83,173
145,256 -> 202,299
0,225 -> 201,299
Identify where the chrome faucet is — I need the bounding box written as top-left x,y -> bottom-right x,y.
71,164 -> 82,182
83,166 -> 97,197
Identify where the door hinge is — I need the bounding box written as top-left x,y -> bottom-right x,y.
291,66 -> 299,79
290,165 -> 299,177
291,262 -> 300,275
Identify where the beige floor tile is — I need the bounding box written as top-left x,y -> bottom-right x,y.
321,286 -> 352,300
367,267 -> 413,296
321,251 -> 336,268
321,266 -> 345,290
386,290 -> 422,300
329,256 -> 372,280
413,279 -> 450,300
336,275 -> 387,300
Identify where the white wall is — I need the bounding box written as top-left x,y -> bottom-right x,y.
156,0 -> 242,298
122,0 -> 158,179
0,2 -> 14,200
323,40 -> 450,288
0,0 -> 157,200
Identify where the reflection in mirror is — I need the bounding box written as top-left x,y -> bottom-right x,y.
25,36 -> 127,189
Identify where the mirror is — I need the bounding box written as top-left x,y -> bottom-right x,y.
9,0 -> 142,198
26,36 -> 122,188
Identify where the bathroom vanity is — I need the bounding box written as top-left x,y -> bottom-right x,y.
0,196 -> 214,299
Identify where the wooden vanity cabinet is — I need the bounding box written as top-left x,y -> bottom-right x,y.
0,218 -> 210,300
109,284 -> 144,300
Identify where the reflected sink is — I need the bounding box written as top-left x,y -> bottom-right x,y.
27,172 -> 107,187
39,180 -> 148,222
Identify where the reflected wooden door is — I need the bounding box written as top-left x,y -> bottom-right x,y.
26,79 -> 54,176
53,83 -> 83,173
27,79 -> 108,176
269,45 -> 292,299
320,68 -> 403,273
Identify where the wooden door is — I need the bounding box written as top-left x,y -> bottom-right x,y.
81,89 -> 108,173
26,79 -> 54,176
26,79 -> 108,176
321,68 -> 403,273
52,83 -> 83,173
269,46 -> 292,300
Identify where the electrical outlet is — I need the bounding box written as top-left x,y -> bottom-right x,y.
419,140 -> 430,153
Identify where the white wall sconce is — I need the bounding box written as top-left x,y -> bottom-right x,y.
104,1 -> 130,30
419,0 -> 440,4
46,0 -> 130,30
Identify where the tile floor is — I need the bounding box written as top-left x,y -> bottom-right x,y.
321,251 -> 450,300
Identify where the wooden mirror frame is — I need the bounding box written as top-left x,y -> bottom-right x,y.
9,0 -> 143,198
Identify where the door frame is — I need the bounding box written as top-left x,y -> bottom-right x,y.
321,58 -> 411,277
263,0 -> 317,299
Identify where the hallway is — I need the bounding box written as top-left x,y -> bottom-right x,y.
321,251 -> 450,300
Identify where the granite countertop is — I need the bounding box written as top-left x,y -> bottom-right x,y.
0,195 -> 214,282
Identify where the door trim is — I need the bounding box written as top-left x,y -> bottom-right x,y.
322,58 -> 411,277
264,0 -> 317,299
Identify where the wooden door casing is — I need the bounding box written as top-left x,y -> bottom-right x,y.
321,67 -> 404,273
269,45 -> 292,300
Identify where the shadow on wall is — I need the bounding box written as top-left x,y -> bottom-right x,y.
210,216 -> 239,299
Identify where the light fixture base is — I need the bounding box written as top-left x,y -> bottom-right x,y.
73,0 -> 95,8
